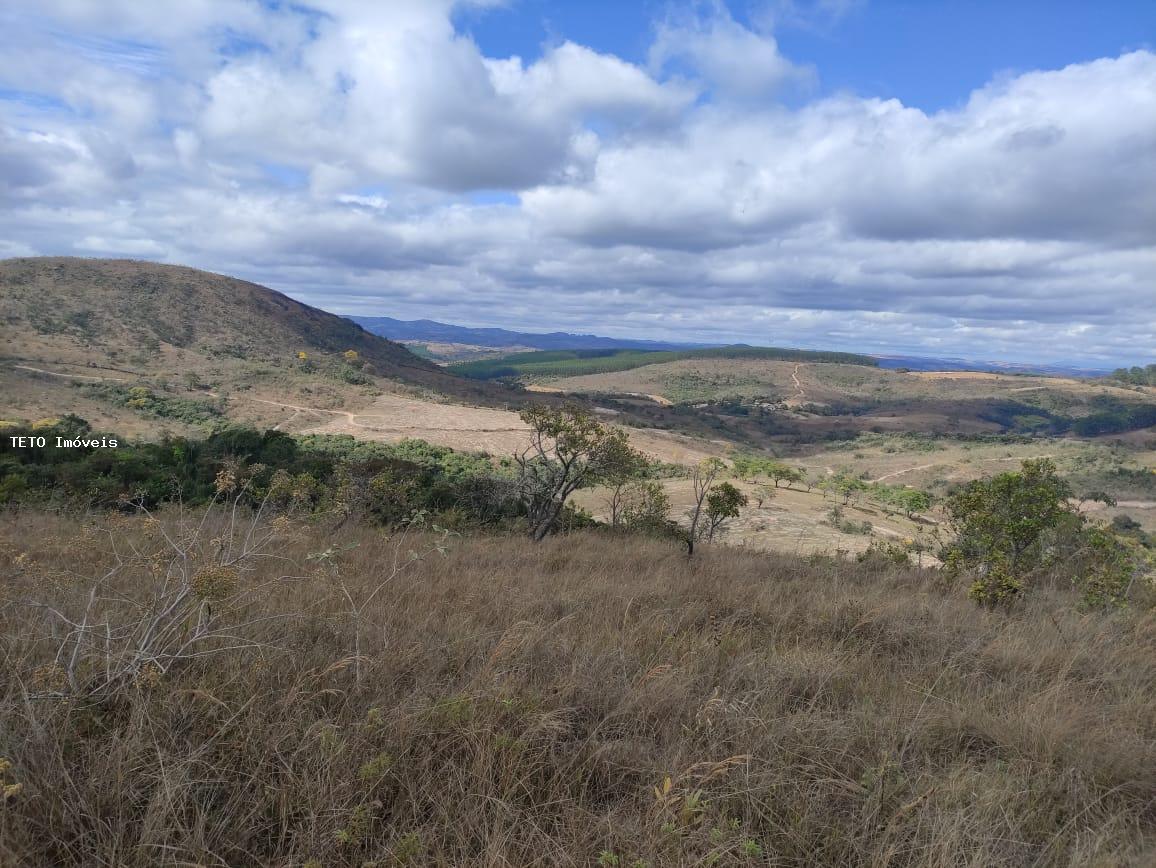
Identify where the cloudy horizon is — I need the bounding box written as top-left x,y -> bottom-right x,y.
1,0 -> 1154,365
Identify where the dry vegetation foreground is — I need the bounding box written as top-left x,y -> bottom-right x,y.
2,511 -> 1155,867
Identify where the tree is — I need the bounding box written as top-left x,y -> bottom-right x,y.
618,479 -> 671,532
685,458 -> 724,557
895,487 -> 931,518
730,455 -> 759,482
823,472 -> 867,505
603,449 -> 654,526
753,483 -> 776,509
940,458 -> 1137,608
730,456 -> 802,489
945,459 -> 1071,584
706,482 -> 748,541
516,405 -> 642,542
684,458 -> 748,555
767,461 -> 803,489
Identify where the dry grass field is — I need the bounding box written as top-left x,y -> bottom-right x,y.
230,389 -> 724,465
573,481 -> 937,558
2,509 -> 1154,866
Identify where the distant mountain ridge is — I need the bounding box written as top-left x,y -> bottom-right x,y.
873,355 -> 1112,378
349,316 -> 706,352
350,314 -> 1113,378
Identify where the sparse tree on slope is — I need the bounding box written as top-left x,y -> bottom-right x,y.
706,482 -> 748,541
516,404 -> 642,542
685,458 -> 748,555
604,448 -> 653,527
618,479 -> 672,533
686,458 -> 723,557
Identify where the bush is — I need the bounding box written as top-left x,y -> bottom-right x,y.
943,459 -> 1143,609
0,419 -> 523,530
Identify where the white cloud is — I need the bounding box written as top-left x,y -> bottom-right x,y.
650,3 -> 814,100
0,1 -> 1152,363
524,51 -> 1156,250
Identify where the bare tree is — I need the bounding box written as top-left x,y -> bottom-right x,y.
685,458 -> 725,557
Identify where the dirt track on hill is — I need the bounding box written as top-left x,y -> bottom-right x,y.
249,392 -> 720,464
11,363 -> 127,382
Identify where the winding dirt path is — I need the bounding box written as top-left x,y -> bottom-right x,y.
246,396 -> 529,435
980,454 -> 1056,463
11,364 -> 126,382
871,463 -> 941,483
870,453 -> 1057,484
790,363 -> 806,400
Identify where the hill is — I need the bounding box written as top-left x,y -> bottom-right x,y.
0,257 -> 533,435
875,354 -> 1111,377
449,345 -> 880,381
349,315 -> 702,352
0,257 -> 443,379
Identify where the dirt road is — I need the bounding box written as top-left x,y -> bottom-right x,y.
791,363 -> 805,399
12,364 -> 126,382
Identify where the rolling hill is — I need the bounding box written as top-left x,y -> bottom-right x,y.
448,346 -> 880,380
0,257 -> 438,377
0,257 -> 531,435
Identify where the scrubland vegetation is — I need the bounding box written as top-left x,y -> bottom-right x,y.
2,403 -> 1156,866
2,500 -> 1155,866
1109,364 -> 1156,387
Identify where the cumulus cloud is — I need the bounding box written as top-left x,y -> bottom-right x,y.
650,3 -> 814,100
0,0 -> 1153,363
524,52 -> 1156,249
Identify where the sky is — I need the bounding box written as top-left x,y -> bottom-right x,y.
0,1 -> 1154,365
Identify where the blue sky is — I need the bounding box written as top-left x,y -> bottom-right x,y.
458,1 -> 1155,111
0,0 -> 1154,363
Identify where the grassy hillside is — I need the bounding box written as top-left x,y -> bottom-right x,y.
0,257 -> 434,375
0,258 -> 545,435
449,345 -> 879,381
2,510 -> 1153,866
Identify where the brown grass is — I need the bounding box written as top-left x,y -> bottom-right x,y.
1,510 -> 1155,866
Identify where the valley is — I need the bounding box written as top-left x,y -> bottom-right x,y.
4,258 -> 1155,553
5,6 -> 1155,862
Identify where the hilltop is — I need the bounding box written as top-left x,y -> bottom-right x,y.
0,258 -> 534,436
1,257 -> 447,382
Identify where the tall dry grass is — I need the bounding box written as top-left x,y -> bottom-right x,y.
0,508 -> 1154,866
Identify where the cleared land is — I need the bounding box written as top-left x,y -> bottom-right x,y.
548,359 -> 1148,407
573,479 -> 937,558
249,389 -> 724,465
